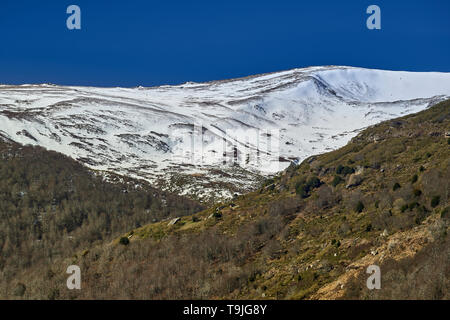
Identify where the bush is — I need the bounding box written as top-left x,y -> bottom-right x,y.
393,182 -> 401,191
413,189 -> 422,197
408,202 -> 419,211
336,165 -> 354,175
295,176 -> 322,198
331,175 -> 343,187
307,177 -> 322,189
119,237 -> 130,245
355,201 -> 365,213
331,239 -> 341,247
441,206 -> 449,219
431,196 -> 440,208
411,174 -> 418,184
295,184 -> 308,198
47,288 -> 60,300
13,283 -> 26,297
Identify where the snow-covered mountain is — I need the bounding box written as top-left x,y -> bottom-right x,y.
1,66 -> 450,202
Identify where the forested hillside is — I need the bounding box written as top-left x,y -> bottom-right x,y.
0,141 -> 203,297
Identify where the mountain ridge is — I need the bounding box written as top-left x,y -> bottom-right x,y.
1,66 -> 450,203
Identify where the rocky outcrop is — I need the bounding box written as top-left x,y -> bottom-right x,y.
346,173 -> 363,188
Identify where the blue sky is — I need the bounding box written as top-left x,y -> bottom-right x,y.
0,0 -> 449,86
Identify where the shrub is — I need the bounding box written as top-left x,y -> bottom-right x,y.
119,237 -> 130,245
408,202 -> 419,211
431,196 -> 440,208
355,201 -> 365,213
344,166 -> 355,175
411,174 -> 418,184
295,176 -> 322,198
331,175 -> 343,187
295,183 -> 308,198
13,283 -> 26,297
365,224 -> 373,232
400,204 -> 409,213
413,189 -> 422,197
47,288 -> 60,300
393,182 -> 401,191
307,177 -> 322,189
331,239 -> 341,247
414,216 -> 423,225
419,165 -> 425,172
441,206 -> 449,219
336,165 -> 354,175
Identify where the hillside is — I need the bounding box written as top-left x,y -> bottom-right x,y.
1,66 -> 450,203
0,140 -> 203,298
3,99 -> 448,299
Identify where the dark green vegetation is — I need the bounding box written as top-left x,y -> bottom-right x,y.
1,99 -> 449,299
295,176 -> 322,198
0,141 -> 203,297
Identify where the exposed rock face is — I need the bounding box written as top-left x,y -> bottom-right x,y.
167,217 -> 181,226
346,173 -> 363,188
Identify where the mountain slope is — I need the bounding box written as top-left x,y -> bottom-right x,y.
5,99 -> 448,299
0,140 -> 203,298
1,66 -> 450,202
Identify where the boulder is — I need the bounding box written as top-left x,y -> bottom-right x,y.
346,174 -> 363,188
167,217 -> 180,226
